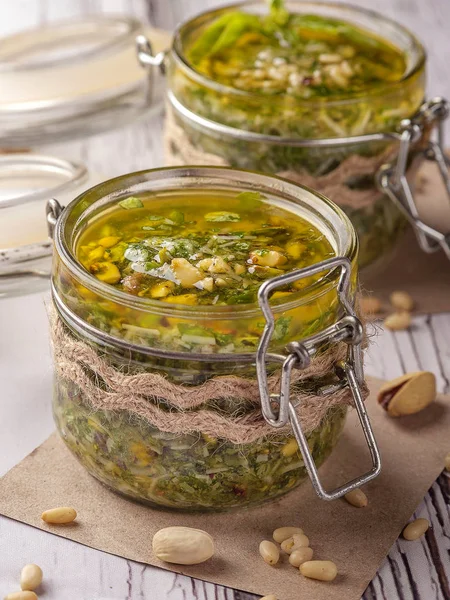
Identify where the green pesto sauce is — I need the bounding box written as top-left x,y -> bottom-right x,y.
76,189 -> 334,307
187,2 -> 407,99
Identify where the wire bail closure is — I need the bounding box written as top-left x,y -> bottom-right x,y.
378,97 -> 450,259
256,257 -> 381,500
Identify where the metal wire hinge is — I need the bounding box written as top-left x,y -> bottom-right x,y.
46,198 -> 64,239
377,97 -> 450,259
256,257 -> 381,501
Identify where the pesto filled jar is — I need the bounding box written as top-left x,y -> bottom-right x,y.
137,0 -> 449,270
49,167 -> 379,511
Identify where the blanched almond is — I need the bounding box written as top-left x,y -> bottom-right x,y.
152,526 -> 214,565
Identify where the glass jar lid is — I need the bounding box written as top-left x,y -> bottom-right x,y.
0,17 -> 168,146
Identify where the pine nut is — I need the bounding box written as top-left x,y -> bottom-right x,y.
300,560 -> 338,582
272,526 -> 303,543
281,537 -> 296,554
41,506 -> 77,524
292,533 -> 310,548
403,518 -> 429,540
5,593 -> 38,600
344,488 -> 368,508
20,564 -> 43,591
259,540 -> 280,565
445,452 -> 450,472
359,296 -> 382,315
289,547 -> 314,567
260,596 -> 277,600
384,311 -> 411,331
390,291 -> 414,312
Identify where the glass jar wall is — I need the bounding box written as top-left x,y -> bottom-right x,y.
165,1 -> 427,271
51,166 -> 359,511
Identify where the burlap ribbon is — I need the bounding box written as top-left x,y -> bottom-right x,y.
51,310 -> 368,444
164,104 -> 398,210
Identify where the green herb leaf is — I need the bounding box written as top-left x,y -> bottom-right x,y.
209,13 -> 260,56
273,316 -> 292,341
119,197 -> 144,210
168,210 -> 185,225
188,13 -> 236,62
205,211 -> 241,222
268,0 -> 289,26
177,323 -> 213,337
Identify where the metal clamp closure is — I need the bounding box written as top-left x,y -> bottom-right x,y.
377,97 -> 450,259
256,257 -> 381,500
46,198 -> 64,239
136,35 -> 167,74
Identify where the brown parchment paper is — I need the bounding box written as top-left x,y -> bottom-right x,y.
360,158 -> 450,315
0,377 -> 449,600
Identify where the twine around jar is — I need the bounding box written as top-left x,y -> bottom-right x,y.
164,104 -> 399,210
51,308 -> 369,445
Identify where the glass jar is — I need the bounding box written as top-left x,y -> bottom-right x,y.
137,1 -> 450,270
49,166 -> 379,511
0,16 -> 167,146
0,153 -> 104,298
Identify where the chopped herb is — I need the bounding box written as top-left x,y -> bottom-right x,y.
119,197 -> 144,210
205,211 -> 241,222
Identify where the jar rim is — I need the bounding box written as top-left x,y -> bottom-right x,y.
172,0 -> 426,108
0,153 -> 87,210
54,165 -> 358,318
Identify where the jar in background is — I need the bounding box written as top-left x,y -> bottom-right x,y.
49,166 -> 378,511
0,153 -> 105,298
139,1 -> 443,271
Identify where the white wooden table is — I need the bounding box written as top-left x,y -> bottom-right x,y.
0,1 -> 450,599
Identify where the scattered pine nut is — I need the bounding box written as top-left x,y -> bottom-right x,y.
359,296 -> 382,315
4,593 -> 38,600
20,564 -> 43,591
344,488 -> 368,508
289,547 -> 314,567
300,560 -> 338,582
272,526 -> 303,543
41,506 -> 77,524
384,311 -> 411,331
281,537 -> 296,554
445,452 -> 450,472
390,291 -> 414,312
260,596 -> 277,600
403,518 -> 429,541
259,540 -> 280,565
292,533 -> 310,548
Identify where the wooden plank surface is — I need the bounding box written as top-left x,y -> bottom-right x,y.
0,1 -> 449,599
